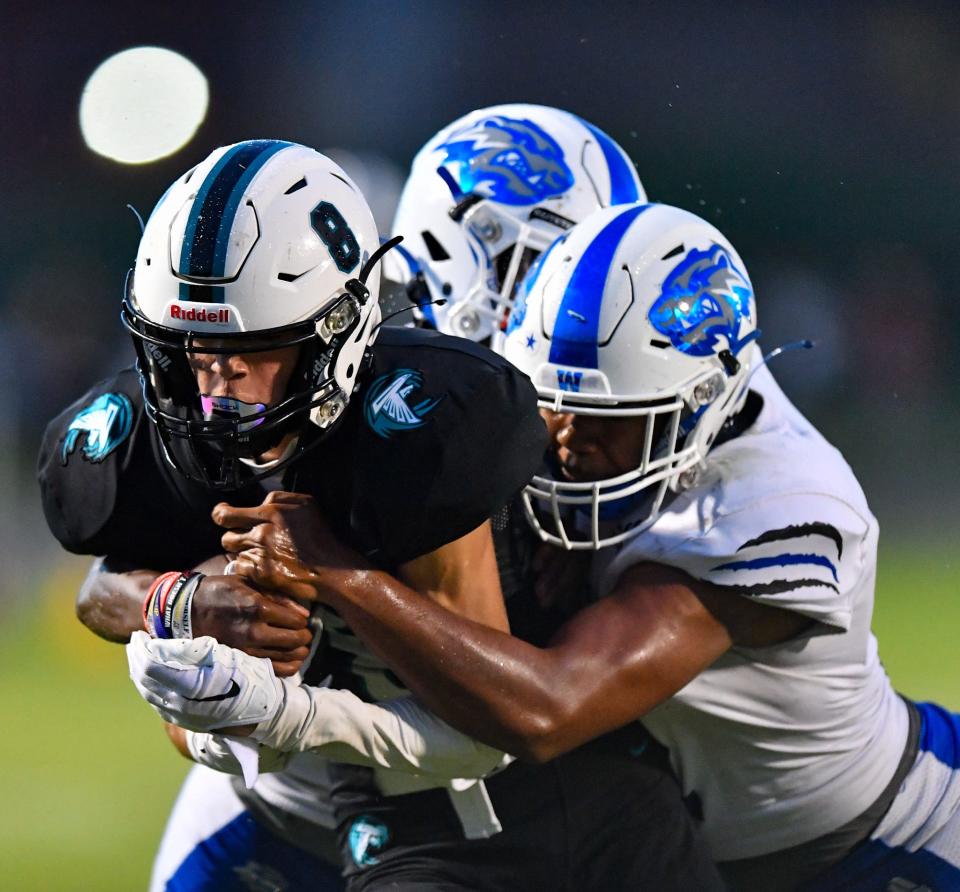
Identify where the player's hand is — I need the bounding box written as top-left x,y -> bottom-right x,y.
191,574 -> 312,677
213,491 -> 370,604
127,632 -> 283,735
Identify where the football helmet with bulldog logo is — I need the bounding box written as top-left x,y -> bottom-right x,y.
503,201 -> 759,548
385,104 -> 646,343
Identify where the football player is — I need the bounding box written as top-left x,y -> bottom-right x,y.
383,102 -> 646,346
386,102 -> 651,635
39,138 -> 535,891
198,201 -> 960,891
41,143 -> 721,890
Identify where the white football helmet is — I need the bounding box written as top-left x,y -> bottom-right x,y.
122,139 -> 384,489
385,104 -> 647,342
503,202 -> 760,549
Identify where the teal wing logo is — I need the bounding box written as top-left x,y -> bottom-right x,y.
348,815 -> 390,867
61,393 -> 133,465
363,369 -> 443,439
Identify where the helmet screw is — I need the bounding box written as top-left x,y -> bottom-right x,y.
678,467 -> 701,490
318,395 -> 346,421
693,374 -> 724,407
326,301 -> 357,335
474,218 -> 501,243
458,311 -> 481,334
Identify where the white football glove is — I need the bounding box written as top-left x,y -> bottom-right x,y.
126,631 -> 283,733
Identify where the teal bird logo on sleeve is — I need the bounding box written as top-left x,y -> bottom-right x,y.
363,369 -> 443,439
61,393 -> 133,464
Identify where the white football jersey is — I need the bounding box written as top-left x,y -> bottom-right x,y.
594,364 -> 908,860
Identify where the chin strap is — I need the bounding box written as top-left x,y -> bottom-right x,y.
375,298 -> 448,332
363,235 -> 404,284
343,235 -> 405,308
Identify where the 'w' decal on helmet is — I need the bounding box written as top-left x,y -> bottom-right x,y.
363,369 -> 443,439
437,115 -> 575,206
648,245 -> 754,357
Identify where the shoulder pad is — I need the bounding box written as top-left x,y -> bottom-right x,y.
609,491 -> 873,633
296,327 -> 547,565
37,367 -> 225,566
38,368 -> 144,553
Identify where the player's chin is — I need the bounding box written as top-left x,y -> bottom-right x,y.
559,461 -> 610,483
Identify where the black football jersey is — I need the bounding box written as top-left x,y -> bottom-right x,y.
38,326 -> 547,572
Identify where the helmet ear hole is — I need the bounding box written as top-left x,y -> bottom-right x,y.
421,231 -> 450,261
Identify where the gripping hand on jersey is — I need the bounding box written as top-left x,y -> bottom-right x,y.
214,490 -> 368,604
126,631 -> 283,734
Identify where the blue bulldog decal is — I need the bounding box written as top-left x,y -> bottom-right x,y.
648,244 -> 754,357
437,115 -> 574,206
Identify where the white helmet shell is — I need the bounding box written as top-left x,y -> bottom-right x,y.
131,140 -> 381,430
125,140 -> 387,489
503,201 -> 759,549
386,104 -> 646,342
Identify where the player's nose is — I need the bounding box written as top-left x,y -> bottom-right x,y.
209,353 -> 247,380
547,413 -> 600,452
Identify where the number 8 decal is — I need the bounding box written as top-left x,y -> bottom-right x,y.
311,201 -> 360,273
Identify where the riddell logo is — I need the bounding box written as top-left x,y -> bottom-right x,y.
170,305 -> 231,324
145,341 -> 172,371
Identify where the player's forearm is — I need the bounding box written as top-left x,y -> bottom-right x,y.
321,568 -> 581,760
254,683 -> 507,779
77,555 -> 229,643
76,558 -> 155,642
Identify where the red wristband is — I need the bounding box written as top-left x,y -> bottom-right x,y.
143,571 -> 185,637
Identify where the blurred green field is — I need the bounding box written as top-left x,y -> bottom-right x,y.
1,542 -> 957,892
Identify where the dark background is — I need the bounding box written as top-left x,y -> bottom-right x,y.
2,5 -> 959,885
3,1 -> 958,584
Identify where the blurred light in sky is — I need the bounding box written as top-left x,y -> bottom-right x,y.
79,47 -> 208,164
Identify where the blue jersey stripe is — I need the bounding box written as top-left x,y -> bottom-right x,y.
713,553 -> 839,582
576,117 -> 640,204
179,140 -> 293,301
547,204 -> 649,369
917,701 -> 960,768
